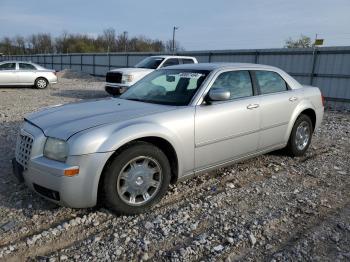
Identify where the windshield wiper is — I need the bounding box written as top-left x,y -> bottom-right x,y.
125,98 -> 145,102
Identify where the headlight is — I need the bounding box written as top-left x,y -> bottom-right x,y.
122,74 -> 134,83
44,137 -> 68,162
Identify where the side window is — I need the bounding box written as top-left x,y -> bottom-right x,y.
181,59 -> 195,64
161,58 -> 179,68
211,70 -> 253,100
19,63 -> 36,70
255,71 -> 288,94
0,63 -> 16,70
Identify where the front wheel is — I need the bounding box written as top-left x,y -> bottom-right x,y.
35,77 -> 48,89
103,142 -> 171,215
286,114 -> 313,157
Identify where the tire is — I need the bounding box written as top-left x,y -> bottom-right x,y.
103,142 -> 171,215
35,77 -> 48,89
286,114 -> 313,157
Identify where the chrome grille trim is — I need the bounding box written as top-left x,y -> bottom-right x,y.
15,130 -> 34,170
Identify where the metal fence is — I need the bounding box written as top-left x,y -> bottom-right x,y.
2,46 -> 350,110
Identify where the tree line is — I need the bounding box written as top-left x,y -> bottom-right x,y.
0,28 -> 182,55
0,30 -> 317,55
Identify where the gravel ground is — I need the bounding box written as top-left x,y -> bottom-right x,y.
0,75 -> 349,261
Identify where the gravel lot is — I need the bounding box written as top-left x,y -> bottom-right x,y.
0,74 -> 349,261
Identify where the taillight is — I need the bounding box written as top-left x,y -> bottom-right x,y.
321,94 -> 325,107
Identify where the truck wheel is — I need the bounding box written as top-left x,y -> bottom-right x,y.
35,77 -> 48,89
103,142 -> 171,215
286,114 -> 313,157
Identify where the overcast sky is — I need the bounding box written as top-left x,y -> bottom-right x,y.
1,0 -> 350,50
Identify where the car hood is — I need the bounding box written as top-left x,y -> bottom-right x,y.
109,68 -> 154,74
25,98 -> 174,140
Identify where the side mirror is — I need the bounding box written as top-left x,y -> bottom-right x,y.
208,88 -> 230,101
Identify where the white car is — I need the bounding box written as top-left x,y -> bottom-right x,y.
105,55 -> 198,95
0,61 -> 57,89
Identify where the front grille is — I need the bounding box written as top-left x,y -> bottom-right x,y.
15,131 -> 34,170
106,72 -> 122,83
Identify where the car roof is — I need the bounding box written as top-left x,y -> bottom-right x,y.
0,60 -> 34,64
162,62 -> 279,71
149,55 -> 196,59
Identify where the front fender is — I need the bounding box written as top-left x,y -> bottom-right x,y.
68,121 -> 185,176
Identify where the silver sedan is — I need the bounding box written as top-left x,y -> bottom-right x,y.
13,63 -> 324,215
0,61 -> 57,89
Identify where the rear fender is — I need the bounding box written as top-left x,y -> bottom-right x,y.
284,100 -> 316,142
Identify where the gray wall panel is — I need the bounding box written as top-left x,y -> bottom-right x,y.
62,56 -> 70,64
82,65 -> 93,74
82,55 -> 93,65
2,46 -> 350,109
95,56 -> 108,65
110,55 -> 127,67
71,55 -> 81,64
95,66 -> 109,76
128,55 -> 149,66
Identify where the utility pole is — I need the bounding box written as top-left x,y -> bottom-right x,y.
123,31 -> 128,52
310,33 -> 318,85
172,26 -> 179,55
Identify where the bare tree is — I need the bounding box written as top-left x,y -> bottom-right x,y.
116,31 -> 128,52
284,35 -> 313,48
0,28 -> 180,55
102,28 -> 117,52
0,37 -> 14,55
14,36 -> 26,54
165,39 -> 184,52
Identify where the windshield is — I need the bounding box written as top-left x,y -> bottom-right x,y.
134,57 -> 165,69
120,69 -> 210,106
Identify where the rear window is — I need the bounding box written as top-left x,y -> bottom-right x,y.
255,71 -> 288,94
161,58 -> 180,67
19,63 -> 37,70
181,59 -> 195,64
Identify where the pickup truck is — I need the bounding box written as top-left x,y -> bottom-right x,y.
105,55 -> 198,95
13,63 -> 324,215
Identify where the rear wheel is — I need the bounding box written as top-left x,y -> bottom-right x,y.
103,142 -> 171,215
35,77 -> 48,89
286,114 -> 313,156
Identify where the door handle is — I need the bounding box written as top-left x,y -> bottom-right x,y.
247,104 -> 259,110
289,96 -> 298,102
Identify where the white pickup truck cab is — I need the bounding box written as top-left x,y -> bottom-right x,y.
105,55 -> 198,95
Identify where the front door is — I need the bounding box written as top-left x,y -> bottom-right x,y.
0,62 -> 18,84
194,70 -> 260,170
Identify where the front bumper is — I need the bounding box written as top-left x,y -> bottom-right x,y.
17,153 -> 111,208
13,121 -> 112,208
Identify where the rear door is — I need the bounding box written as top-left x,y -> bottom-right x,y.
0,62 -> 18,85
194,70 -> 260,170
18,63 -> 37,84
253,70 -> 300,149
